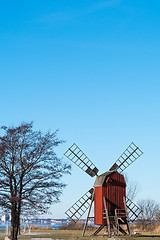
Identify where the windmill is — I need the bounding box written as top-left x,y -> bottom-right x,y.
64,142 -> 143,237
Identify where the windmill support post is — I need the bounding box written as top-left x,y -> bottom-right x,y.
91,225 -> 105,236
103,196 -> 111,237
115,209 -> 119,235
123,196 -> 131,236
82,190 -> 95,236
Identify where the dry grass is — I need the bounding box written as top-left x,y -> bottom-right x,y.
0,224 -> 160,240
58,221 -> 84,230
130,223 -> 160,235
16,226 -> 160,240
17,229 -> 160,240
154,224 -> 160,234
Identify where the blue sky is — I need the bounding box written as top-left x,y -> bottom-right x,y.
0,0 -> 160,218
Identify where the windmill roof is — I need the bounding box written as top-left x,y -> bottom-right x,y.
94,171 -> 114,187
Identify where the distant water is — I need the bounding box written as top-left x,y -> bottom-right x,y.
51,223 -> 64,230
32,223 -> 65,230
0,222 -> 65,230
0,224 -> 7,230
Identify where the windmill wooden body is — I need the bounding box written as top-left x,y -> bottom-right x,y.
64,142 -> 143,236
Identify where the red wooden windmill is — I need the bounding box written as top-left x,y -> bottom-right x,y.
64,142 -> 143,237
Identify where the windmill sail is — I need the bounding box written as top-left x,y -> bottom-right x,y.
64,143 -> 99,177
109,142 -> 143,173
65,188 -> 94,223
126,197 -> 142,222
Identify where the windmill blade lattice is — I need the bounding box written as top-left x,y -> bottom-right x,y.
65,188 -> 94,223
126,197 -> 142,222
110,142 -> 143,173
64,143 -> 99,177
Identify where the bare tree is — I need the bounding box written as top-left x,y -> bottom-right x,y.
124,174 -> 139,201
0,122 -> 71,240
156,210 -> 160,222
137,199 -> 160,230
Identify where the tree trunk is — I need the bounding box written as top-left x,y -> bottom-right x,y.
10,204 -> 19,240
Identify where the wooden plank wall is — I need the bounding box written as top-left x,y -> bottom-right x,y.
94,172 -> 126,225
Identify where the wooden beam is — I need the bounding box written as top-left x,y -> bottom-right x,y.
103,197 -> 111,237
82,190 -> 95,237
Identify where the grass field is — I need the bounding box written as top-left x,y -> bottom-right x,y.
0,229 -> 160,240
19,229 -> 160,240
